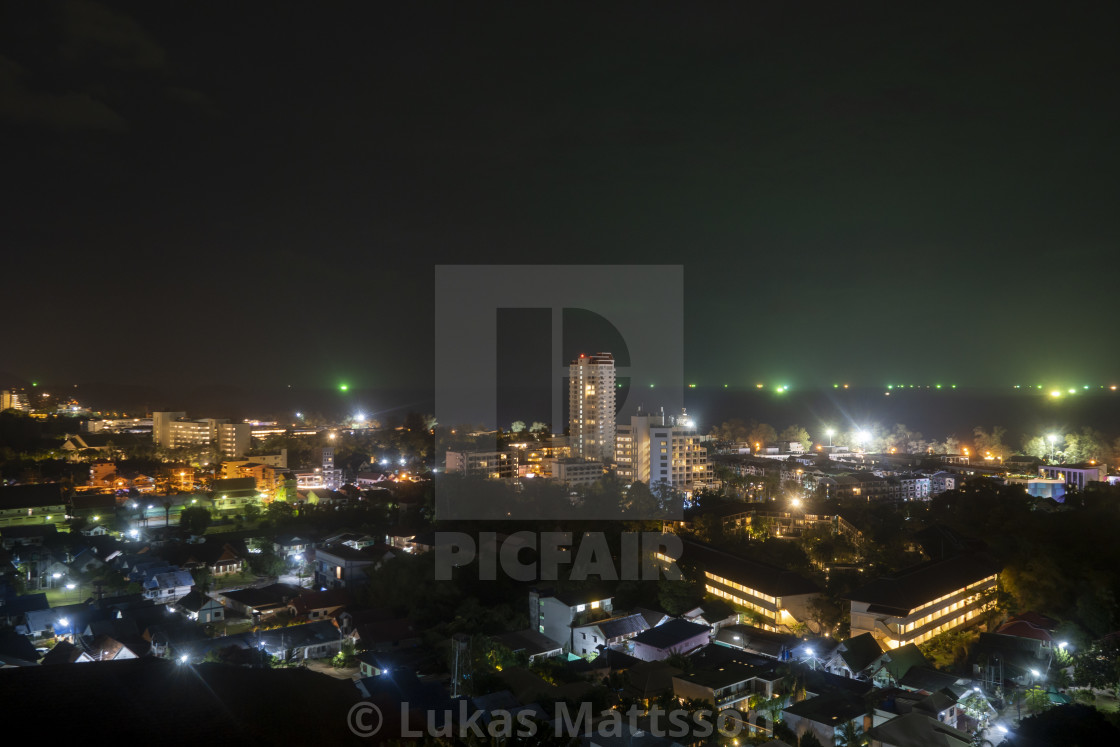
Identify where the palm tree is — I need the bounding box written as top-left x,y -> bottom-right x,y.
835,720 -> 867,747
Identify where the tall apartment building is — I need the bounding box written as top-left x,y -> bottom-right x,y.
1,389 -> 30,412
615,408 -> 712,493
568,353 -> 616,462
152,412 -> 251,458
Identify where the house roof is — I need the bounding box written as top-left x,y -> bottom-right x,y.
593,613 -> 650,640
681,540 -> 821,597
354,618 -> 420,646
1,524 -> 59,539
864,711 -> 972,747
211,477 -> 256,493
836,632 -> 884,673
221,582 -> 303,610
0,592 -> 49,616
633,607 -> 671,628
844,553 -> 1000,615
145,570 -> 195,590
493,629 -> 564,657
996,612 -> 1059,642
915,689 -> 958,717
41,640 -> 88,664
176,590 -> 220,613
783,691 -> 867,725
631,618 -> 710,650
898,666 -> 962,693
0,484 -> 67,510
316,542 -> 393,562
996,619 -> 1053,643
0,630 -> 40,662
880,643 -> 929,682
674,660 -> 765,690
288,588 -> 349,615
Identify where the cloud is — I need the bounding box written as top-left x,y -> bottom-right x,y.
58,0 -> 167,71
0,55 -> 127,131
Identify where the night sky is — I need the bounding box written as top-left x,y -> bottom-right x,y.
3,1 -> 1119,400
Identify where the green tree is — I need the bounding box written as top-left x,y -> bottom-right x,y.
779,425 -> 813,450
972,426 -> 1010,460
243,503 -> 261,523
747,422 -> 778,450
179,506 -> 212,536
1024,686 -> 1051,714
835,720 -> 866,747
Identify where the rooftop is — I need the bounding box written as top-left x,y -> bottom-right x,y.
844,553 -> 1001,615
631,618 -> 710,650
682,540 -> 821,598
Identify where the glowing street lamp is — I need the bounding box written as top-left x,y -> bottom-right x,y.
825,428 -> 834,447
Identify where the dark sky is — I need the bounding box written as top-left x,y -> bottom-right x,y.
3,1 -> 1119,397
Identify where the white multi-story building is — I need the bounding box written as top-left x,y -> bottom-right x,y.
152,412 -> 250,458
569,353 -> 616,462
615,408 -> 712,493
846,554 -> 1000,649
445,450 -> 519,480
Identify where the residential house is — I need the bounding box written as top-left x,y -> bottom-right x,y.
492,629 -> 565,663
995,612 -> 1058,647
175,590 -> 225,624
0,592 -> 49,631
673,659 -> 783,712
286,588 -> 348,622
713,624 -> 799,661
822,633 -> 885,680
157,538 -> 246,577
846,553 -> 1000,649
219,582 -> 303,619
529,588 -> 614,652
273,534 -> 314,559
313,543 -> 395,590
782,691 -> 871,747
350,617 -> 423,653
864,711 -> 972,747
209,477 -> 261,514
143,570 -> 195,603
630,619 -> 711,661
570,613 -> 650,657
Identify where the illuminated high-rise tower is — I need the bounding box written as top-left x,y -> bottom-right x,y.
568,352 -> 616,462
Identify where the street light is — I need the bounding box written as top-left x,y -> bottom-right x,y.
825,429 -> 834,447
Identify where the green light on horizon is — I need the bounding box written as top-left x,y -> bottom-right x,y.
339,383 -> 349,392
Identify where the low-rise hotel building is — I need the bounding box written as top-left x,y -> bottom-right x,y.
846,553 -> 1000,649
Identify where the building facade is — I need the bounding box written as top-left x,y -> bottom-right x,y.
568,353 -> 616,462
615,409 -> 712,493
847,554 -> 1000,649
444,450 -> 519,480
